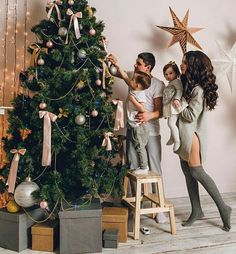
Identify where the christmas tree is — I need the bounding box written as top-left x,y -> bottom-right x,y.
0,0 -> 127,212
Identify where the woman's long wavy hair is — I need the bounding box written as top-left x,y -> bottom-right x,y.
181,51 -> 218,110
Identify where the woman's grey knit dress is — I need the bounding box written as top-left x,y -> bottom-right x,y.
176,86 -> 207,162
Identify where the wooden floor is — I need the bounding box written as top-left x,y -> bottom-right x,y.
0,192 -> 235,254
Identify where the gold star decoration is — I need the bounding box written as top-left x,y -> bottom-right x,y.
156,7 -> 203,54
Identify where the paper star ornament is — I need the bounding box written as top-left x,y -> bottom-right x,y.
156,7 -> 203,53
212,41 -> 236,92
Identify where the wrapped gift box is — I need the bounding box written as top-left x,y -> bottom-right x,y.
0,207 -> 45,252
59,198 -> 102,254
103,228 -> 119,248
102,207 -> 128,243
31,220 -> 58,252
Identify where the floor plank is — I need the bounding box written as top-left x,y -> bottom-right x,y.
0,192 -> 235,254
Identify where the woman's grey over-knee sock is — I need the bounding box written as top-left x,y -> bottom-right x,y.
189,165 -> 232,231
180,160 -> 204,226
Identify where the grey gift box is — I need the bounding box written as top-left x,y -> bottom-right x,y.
59,198 -> 102,254
0,207 -> 45,252
103,229 -> 119,248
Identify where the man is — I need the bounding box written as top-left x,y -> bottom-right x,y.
108,52 -> 167,223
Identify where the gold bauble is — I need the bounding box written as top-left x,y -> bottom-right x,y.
85,6 -> 93,18
6,198 -> 20,213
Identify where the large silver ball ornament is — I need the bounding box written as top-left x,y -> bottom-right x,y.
14,177 -> 40,208
75,114 -> 86,125
109,65 -> 118,76
58,27 -> 68,37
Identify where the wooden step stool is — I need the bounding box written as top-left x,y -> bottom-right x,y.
122,171 -> 176,240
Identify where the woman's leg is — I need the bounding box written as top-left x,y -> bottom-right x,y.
180,159 -> 204,226
188,134 -> 232,231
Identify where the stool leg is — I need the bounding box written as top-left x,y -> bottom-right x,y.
123,176 -> 129,198
169,206 -> 177,235
134,181 -> 141,240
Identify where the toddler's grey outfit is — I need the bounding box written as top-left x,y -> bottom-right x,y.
127,90 -> 149,169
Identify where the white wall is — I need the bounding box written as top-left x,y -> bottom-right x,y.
89,0 -> 236,197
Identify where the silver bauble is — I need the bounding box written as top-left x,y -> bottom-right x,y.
75,114 -> 86,125
14,177 -> 40,208
109,65 -> 118,76
77,49 -> 86,59
58,27 -> 68,37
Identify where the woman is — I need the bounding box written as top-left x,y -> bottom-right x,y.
177,50 -> 231,231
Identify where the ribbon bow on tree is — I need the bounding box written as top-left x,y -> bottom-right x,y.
39,111 -> 57,166
7,149 -> 26,193
30,44 -> 48,67
112,99 -> 125,131
66,8 -> 83,44
102,132 -> 114,151
47,1 -> 62,21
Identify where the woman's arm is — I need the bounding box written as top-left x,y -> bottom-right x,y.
180,86 -> 204,122
128,94 -> 145,113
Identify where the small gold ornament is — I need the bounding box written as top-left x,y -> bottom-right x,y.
6,196 -> 20,213
85,6 -> 93,18
58,108 -> 69,118
19,128 -> 32,141
76,80 -> 85,90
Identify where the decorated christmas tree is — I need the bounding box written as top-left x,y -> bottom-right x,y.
0,0 -> 127,212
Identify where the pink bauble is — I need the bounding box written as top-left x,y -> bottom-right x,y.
68,0 -> 74,5
95,79 -> 102,86
89,28 -> 96,36
39,102 -> 47,110
40,200 -> 48,209
91,110 -> 98,117
37,58 -> 45,65
46,40 -> 53,48
56,0 -> 62,5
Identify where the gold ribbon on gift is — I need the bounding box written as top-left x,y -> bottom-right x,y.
39,111 -> 57,166
118,135 -> 126,165
47,2 -> 62,21
101,132 -> 114,151
30,44 -> 48,67
66,8 -> 82,44
7,149 -> 26,193
112,99 -> 125,131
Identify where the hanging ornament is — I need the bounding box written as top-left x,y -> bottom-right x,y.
109,65 -> 118,76
19,128 -> 32,141
58,108 -> 69,118
95,79 -> 102,86
77,49 -> 86,59
56,0 -> 62,5
75,114 -> 86,125
74,94 -> 80,102
100,92 -> 106,98
6,196 -> 20,213
156,7 -> 203,54
39,102 -> 47,110
76,80 -> 85,90
91,110 -> 98,117
89,28 -> 96,36
40,200 -> 49,209
58,27 -> 68,37
91,161 -> 95,167
212,41 -> 236,92
37,58 -> 45,66
85,6 -> 93,18
14,177 -> 40,208
46,40 -> 53,48
68,0 -> 74,5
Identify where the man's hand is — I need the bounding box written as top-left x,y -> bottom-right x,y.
135,112 -> 152,123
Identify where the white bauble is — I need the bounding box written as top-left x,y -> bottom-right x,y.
14,177 -> 39,208
75,114 -> 86,125
58,27 -> 68,37
95,79 -> 102,86
77,49 -> 86,59
91,110 -> 98,117
109,65 -> 118,76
